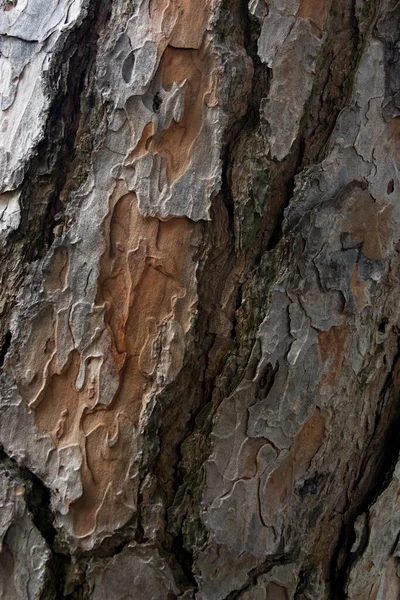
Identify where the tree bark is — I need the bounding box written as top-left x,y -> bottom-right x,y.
0,0 -> 400,598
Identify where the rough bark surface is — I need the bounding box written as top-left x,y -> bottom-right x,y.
0,0 -> 400,598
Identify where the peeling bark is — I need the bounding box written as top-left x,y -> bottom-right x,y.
1,0 -> 400,598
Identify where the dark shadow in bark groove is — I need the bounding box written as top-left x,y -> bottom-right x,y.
11,0 -> 112,265
223,553 -> 294,600
0,330 -> 11,368
0,446 -> 71,599
329,342 -> 400,599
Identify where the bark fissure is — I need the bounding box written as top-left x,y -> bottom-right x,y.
224,554 -> 294,600
0,0 -> 111,343
0,330 -> 11,368
330,340 -> 400,599
0,447 -> 71,599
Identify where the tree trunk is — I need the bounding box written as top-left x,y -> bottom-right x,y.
0,0 -> 399,598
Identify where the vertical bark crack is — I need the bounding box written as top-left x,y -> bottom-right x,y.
329,342 -> 400,599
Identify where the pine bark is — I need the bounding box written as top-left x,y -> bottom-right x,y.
0,0 -> 399,598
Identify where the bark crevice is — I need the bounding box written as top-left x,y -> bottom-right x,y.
329,340 -> 400,599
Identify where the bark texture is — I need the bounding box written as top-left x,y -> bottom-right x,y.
0,0 -> 400,598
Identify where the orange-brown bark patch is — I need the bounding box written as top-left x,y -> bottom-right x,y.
318,324 -> 348,387
262,409 -> 325,521
342,188 -> 394,261
34,351 -> 84,444
265,583 -> 289,600
297,0 -> 331,36
149,0 -> 211,49
127,122 -> 155,163
73,190 -> 198,537
350,263 -> 369,312
293,407 -> 325,469
237,438 -> 268,479
68,192 -> 199,537
389,116 -> 400,158
153,46 -> 214,183
24,181 -> 200,540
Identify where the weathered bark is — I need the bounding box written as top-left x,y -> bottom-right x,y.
0,0 -> 400,598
